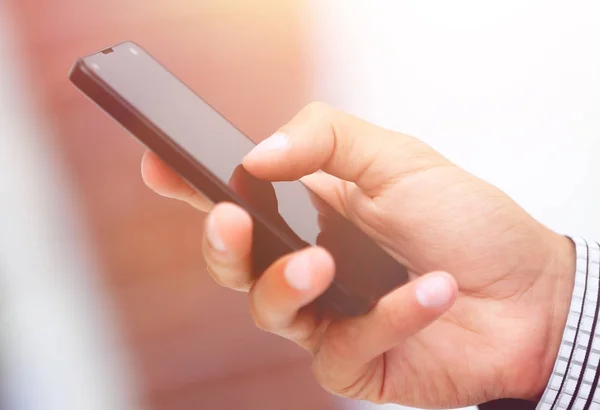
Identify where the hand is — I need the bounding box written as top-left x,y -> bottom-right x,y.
141,102 -> 575,408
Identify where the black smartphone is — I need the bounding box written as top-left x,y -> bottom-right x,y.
69,41 -> 408,317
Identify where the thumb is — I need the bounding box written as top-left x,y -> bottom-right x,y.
242,102 -> 449,195
313,271 -> 457,396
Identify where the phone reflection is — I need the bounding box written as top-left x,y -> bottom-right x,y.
228,165 -> 408,317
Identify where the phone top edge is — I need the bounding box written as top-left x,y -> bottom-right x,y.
81,40 -> 136,59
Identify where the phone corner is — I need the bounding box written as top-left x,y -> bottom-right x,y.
67,58 -> 94,90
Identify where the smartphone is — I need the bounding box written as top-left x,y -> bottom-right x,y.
69,41 -> 408,317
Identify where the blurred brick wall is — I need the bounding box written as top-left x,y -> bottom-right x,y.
5,1 -> 338,409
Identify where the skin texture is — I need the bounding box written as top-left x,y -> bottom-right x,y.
141,102 -> 575,409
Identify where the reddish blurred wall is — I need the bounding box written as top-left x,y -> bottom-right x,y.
5,1 -> 338,409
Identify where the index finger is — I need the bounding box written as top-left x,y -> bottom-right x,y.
242,102 -> 449,196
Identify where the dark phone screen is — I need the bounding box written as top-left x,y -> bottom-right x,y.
80,42 -> 408,315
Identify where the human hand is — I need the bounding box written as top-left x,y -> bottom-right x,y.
141,102 -> 575,408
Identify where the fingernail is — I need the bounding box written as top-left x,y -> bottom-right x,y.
205,213 -> 226,252
415,273 -> 454,308
284,252 -> 314,291
247,132 -> 289,157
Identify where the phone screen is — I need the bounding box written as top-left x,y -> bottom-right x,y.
74,42 -> 408,316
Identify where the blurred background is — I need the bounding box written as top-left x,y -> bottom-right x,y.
0,1 -> 599,410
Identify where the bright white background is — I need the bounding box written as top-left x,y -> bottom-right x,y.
312,0 -> 600,241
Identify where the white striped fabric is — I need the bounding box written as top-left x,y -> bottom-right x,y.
537,238 -> 600,410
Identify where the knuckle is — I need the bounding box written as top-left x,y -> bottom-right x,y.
311,361 -> 334,394
252,317 -> 269,332
380,299 -> 406,332
185,190 -> 212,211
248,286 -> 282,333
303,101 -> 334,122
205,262 -> 227,287
202,237 -> 229,276
250,308 -> 274,332
326,338 -> 354,363
204,255 -> 251,292
321,325 -> 358,363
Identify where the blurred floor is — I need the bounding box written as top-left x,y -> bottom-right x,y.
3,1 -> 342,409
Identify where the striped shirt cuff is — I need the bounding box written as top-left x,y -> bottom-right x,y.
537,238 -> 600,410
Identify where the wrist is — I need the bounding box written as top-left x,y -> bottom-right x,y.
530,234 -> 576,400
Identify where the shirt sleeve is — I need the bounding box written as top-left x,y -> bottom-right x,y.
537,237 -> 600,410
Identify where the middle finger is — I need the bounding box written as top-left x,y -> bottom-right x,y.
203,202 -> 254,292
